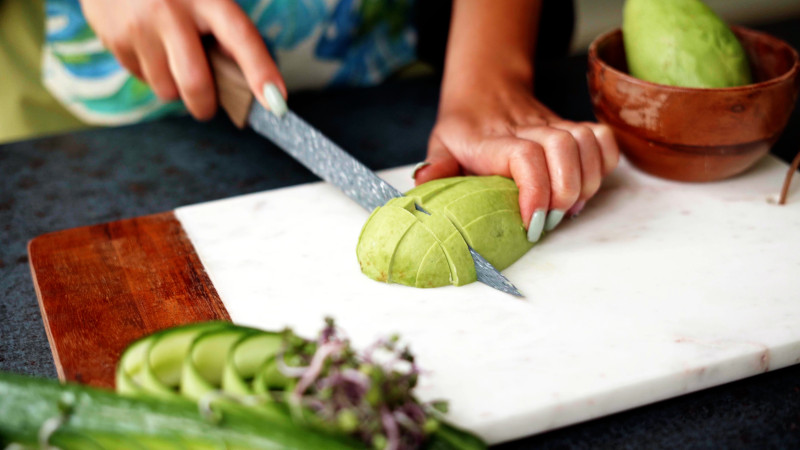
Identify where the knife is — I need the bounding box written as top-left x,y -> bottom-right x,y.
208,48 -> 522,297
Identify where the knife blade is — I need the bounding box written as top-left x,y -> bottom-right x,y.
207,48 -> 522,297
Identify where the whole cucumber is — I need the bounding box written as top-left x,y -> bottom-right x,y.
0,371 -> 363,449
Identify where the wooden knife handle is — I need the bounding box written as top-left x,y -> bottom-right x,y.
208,46 -> 253,129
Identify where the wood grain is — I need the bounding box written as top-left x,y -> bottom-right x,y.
28,212 -> 229,389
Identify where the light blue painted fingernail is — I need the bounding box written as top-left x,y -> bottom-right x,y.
412,161 -> 431,179
544,209 -> 565,232
527,209 -> 547,243
263,83 -> 287,118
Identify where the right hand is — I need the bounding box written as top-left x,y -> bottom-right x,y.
80,0 -> 287,120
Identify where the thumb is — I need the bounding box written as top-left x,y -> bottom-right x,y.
414,136 -> 461,185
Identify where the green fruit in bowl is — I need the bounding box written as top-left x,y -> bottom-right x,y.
623,0 -> 752,88
356,176 -> 534,288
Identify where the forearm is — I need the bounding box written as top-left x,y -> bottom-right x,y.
441,0 -> 542,104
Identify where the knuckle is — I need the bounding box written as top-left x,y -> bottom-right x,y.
596,124 -> 617,144
552,174 -> 581,202
574,125 -> 595,143
511,141 -> 542,161
148,0 -> 175,14
106,35 -> 130,55
545,129 -> 577,153
180,71 -> 211,98
605,146 -> 621,172
594,124 -> 621,172
125,17 -> 145,39
583,177 -> 602,198
153,82 -> 179,101
609,148 -> 621,168
226,18 -> 256,43
596,123 -> 615,141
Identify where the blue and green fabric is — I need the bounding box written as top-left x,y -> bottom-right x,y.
42,0 -> 417,126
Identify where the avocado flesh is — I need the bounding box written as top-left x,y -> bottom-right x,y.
356,200 -> 417,283
413,210 -> 475,286
623,0 -> 751,88
356,176 -> 532,288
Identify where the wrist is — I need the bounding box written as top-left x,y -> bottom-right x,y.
439,64 -> 534,113
439,0 -> 540,111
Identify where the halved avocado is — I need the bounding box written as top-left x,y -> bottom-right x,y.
356,176 -> 532,288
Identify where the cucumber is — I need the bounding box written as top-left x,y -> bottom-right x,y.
116,322 -> 230,399
113,321 -> 488,449
252,357 -> 294,394
142,322 -> 231,398
181,326 -> 257,401
424,423 -> 488,450
0,371 -> 364,449
116,334 -> 155,397
222,332 -> 283,395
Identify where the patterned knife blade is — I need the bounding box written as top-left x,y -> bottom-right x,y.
247,102 -> 522,297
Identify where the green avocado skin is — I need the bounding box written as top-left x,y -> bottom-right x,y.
356,176 -> 533,289
623,0 -> 751,88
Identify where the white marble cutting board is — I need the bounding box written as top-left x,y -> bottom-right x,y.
176,156 -> 800,444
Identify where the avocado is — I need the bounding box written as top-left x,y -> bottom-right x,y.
622,0 -> 752,88
356,176 -> 534,288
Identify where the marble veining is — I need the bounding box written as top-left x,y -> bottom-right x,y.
176,156 -> 800,444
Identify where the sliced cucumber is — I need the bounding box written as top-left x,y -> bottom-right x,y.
116,334 -> 156,396
253,357 -> 294,394
181,327 -> 257,401
115,322 -> 230,399
222,332 -> 283,396
141,321 -> 231,399
111,321 -> 488,449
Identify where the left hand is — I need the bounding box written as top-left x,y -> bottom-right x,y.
414,74 -> 619,242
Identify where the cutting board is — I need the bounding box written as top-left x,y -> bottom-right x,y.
29,156 -> 800,444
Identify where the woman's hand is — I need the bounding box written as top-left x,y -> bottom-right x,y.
80,0 -> 286,120
414,0 -> 619,243
415,75 -> 619,243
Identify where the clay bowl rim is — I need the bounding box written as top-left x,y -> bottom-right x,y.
588,25 -> 800,93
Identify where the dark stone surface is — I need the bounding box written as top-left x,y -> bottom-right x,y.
1,17 -> 799,449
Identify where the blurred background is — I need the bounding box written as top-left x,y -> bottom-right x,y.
572,0 -> 800,52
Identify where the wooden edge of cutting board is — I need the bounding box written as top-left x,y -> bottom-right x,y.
28,211 -> 230,389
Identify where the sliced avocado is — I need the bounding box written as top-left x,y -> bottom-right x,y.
414,240 -> 452,288
356,176 -> 531,289
413,211 -> 476,286
461,210 -> 533,271
403,177 -> 467,203
391,221 -> 444,286
356,200 -> 417,283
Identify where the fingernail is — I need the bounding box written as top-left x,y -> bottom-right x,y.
568,200 -> 586,218
544,209 -> 565,232
527,209 -> 547,243
263,83 -> 287,118
412,162 -> 431,179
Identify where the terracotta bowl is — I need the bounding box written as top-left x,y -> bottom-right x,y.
587,27 -> 800,182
